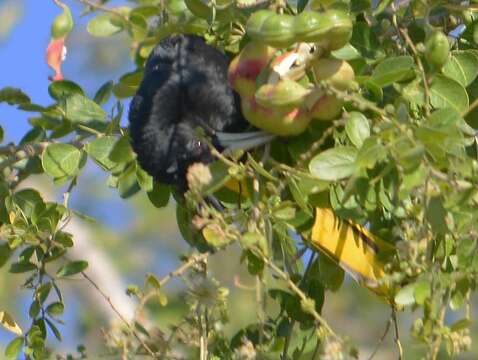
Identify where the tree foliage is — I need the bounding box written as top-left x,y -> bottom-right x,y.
1,0 -> 478,359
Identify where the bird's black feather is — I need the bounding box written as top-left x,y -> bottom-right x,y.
129,35 -> 247,190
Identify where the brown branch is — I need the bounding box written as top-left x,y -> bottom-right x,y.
74,0 -> 130,22
80,270 -> 159,358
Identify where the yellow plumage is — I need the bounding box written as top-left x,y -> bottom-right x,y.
310,208 -> 395,299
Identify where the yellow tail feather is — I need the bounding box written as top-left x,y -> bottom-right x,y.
310,208 -> 395,299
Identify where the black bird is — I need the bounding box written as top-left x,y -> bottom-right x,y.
129,34 -> 271,191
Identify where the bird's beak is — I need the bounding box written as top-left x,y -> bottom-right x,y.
216,131 -> 276,152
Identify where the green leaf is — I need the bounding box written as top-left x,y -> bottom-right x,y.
48,80 -> 84,100
42,143 -> 82,179
426,196 -> 447,234
0,311 -> 23,335
9,262 -> 37,273
297,0 -> 309,13
147,182 -> 170,208
414,281 -> 431,305
56,260 -> 88,277
13,188 -> 44,218
5,337 -> 23,360
430,75 -> 469,114
93,80 -> 114,105
0,87 -> 30,105
46,302 -> 64,317
394,283 -> 416,306
309,146 -> 357,181
87,14 -> 123,37
63,94 -> 107,123
371,56 -> 415,87
442,50 -> 478,87
318,255 -> 344,291
356,137 -> 386,169
345,112 -> 370,148
117,167 -> 141,199
85,136 -> 117,171
136,166 -> 154,192
112,71 -> 143,99
109,136 -> 135,163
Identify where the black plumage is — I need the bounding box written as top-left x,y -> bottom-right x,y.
128,35 -> 247,190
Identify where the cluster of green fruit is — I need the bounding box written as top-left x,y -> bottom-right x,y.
228,10 -> 355,136
246,9 -> 352,51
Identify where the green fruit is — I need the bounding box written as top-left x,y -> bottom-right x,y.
310,93 -> 343,121
51,5 -> 74,39
425,31 -> 450,68
323,10 -> 353,50
241,97 -> 311,136
462,10 -> 474,26
260,14 -> 296,48
293,11 -> 332,43
312,58 -> 355,90
228,42 -> 276,97
474,23 -> 478,45
246,10 -> 274,39
255,78 -> 310,110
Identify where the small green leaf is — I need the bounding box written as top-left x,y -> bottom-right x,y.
112,71 -> 143,99
136,166 -> 154,192
147,182 -> 170,208
356,137 -> 386,169
442,50 -> 478,87
0,87 -> 30,105
0,311 -> 23,335
56,260 -> 88,277
63,94 -> 107,123
371,56 -> 415,87
145,274 -> 161,290
9,262 -> 37,273
46,302 -> 64,317
309,146 -> 357,181
5,337 -> 23,360
48,80 -> 84,100
394,283 -> 416,306
117,167 -> 141,199
85,136 -> 117,171
87,14 -> 123,37
426,196 -> 447,234
414,281 -> 431,305
93,80 -> 114,105
109,136 -> 135,163
42,143 -> 82,179
430,75 -> 469,114
318,255 -> 344,291
345,112 -> 370,148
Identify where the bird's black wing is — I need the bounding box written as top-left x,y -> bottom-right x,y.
128,35 -> 247,189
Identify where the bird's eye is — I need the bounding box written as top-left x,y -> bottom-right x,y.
309,45 -> 317,54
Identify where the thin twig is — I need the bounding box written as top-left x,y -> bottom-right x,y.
74,0 -> 130,22
399,28 -> 431,116
80,270 -> 158,358
463,96 -> 478,118
136,253 -> 210,314
391,308 -> 403,360
367,313 -> 392,360
258,252 -> 340,341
